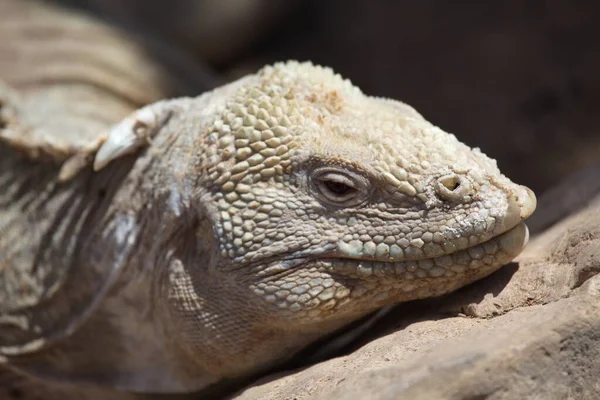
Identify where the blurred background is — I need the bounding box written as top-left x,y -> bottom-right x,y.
53,0 -> 600,195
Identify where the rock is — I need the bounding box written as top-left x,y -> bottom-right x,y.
235,168 -> 600,399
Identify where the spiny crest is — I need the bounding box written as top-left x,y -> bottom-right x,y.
202,62 -> 363,191
261,61 -> 362,98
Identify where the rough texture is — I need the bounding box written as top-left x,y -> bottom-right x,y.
235,167 -> 600,400
1,13 -> 534,396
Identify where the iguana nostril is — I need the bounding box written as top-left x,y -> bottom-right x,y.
441,175 -> 460,191
435,174 -> 468,200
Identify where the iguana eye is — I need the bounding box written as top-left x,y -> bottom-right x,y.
323,180 -> 354,196
312,168 -> 370,206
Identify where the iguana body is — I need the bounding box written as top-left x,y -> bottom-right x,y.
0,1 -> 536,398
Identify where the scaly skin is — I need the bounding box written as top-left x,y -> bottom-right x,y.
1,61 -> 536,397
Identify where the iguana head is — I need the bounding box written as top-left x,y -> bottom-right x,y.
195,61 -> 535,326
96,61 -> 535,383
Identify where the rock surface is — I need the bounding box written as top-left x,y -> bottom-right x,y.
235,169 -> 600,399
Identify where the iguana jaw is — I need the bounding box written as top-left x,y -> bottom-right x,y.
242,185 -> 535,324
319,185 -> 535,276
323,221 -> 529,279
242,222 -> 529,326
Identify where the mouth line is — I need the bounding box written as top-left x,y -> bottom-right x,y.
242,222 -> 529,280
321,222 -> 530,266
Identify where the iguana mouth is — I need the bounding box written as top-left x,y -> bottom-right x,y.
324,222 -> 529,279
244,188 -> 535,279
324,187 -> 536,276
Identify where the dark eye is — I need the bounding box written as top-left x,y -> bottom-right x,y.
323,180 -> 354,196
312,168 -> 370,206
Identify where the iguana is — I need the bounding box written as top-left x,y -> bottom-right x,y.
0,2 -> 536,398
